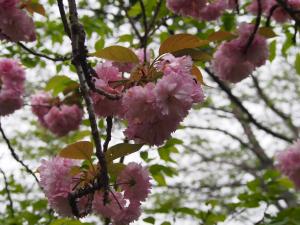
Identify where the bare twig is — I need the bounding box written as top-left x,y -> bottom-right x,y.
205,67 -> 293,143
0,121 -> 40,185
57,0 -> 72,38
103,117 -> 113,152
0,169 -> 15,218
17,42 -> 70,62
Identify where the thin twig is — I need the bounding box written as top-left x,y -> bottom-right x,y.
0,169 -> 15,218
0,120 -> 40,185
57,0 -> 72,38
244,0 -> 262,53
103,117 -> 113,152
205,67 -> 293,143
17,42 -> 70,62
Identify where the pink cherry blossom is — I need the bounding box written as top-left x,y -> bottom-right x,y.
93,191 -> 126,220
43,104 -> 83,136
0,6 -> 36,42
113,201 -> 142,225
212,23 -> 268,83
166,0 -> 207,19
156,54 -> 193,76
277,140 -> 300,189
0,0 -> 18,9
117,163 -> 151,202
38,157 -> 80,217
122,83 -> 157,124
199,0 -> 227,21
31,92 -> 52,127
0,58 -> 25,116
91,62 -> 123,117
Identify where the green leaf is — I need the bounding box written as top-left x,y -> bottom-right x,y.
45,75 -> 78,96
295,53 -> 300,75
107,163 -> 126,178
269,40 -> 276,62
59,141 -> 93,160
94,38 -> 105,51
161,222 -> 171,225
91,46 -> 139,63
105,143 -> 144,162
50,219 -> 93,225
143,217 -> 155,224
159,34 -> 209,55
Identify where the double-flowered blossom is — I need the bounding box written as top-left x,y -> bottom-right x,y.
123,54 -> 205,146
31,92 -> 83,136
166,0 -> 234,21
0,0 -> 36,42
277,140 -> 300,189
117,162 -> 151,202
93,191 -> 126,220
91,61 -> 123,117
212,23 -> 268,83
247,0 -> 300,23
0,58 -> 25,116
39,157 -> 83,217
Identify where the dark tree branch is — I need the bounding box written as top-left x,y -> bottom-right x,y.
148,0 -> 163,32
232,108 -> 273,167
17,42 -> 70,62
266,4 -> 280,27
57,0 -> 72,38
205,68 -> 293,143
65,0 -> 109,217
103,117 -> 113,152
0,121 -> 40,185
244,0 -> 262,53
119,0 -> 143,42
251,75 -> 298,137
0,169 -> 15,218
275,0 -> 300,26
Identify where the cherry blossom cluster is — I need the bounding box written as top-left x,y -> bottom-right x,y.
0,58 -> 25,116
31,92 -> 83,136
248,0 -> 300,23
38,158 -> 151,224
166,0 -> 236,21
277,140 -> 300,189
0,0 -> 36,42
212,23 -> 268,83
91,53 -> 205,146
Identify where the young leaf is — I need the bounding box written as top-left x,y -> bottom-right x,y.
159,34 -> 209,55
191,65 -> 205,85
258,27 -> 277,39
207,30 -> 236,42
91,46 -> 139,63
105,143 -> 144,162
59,141 -> 93,160
23,0 -> 46,16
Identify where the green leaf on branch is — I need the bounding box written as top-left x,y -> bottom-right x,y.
59,141 -> 93,160
295,53 -> 300,75
207,30 -> 236,42
45,75 -> 79,96
269,40 -> 277,62
24,0 -> 46,17
258,27 -> 277,39
105,143 -> 144,162
107,163 -> 126,178
91,46 -> 139,63
159,34 -> 209,55
143,217 -> 155,224
50,219 -> 93,225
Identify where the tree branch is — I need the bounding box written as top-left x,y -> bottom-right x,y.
0,169 -> 15,218
205,67 -> 293,143
0,120 -> 40,185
